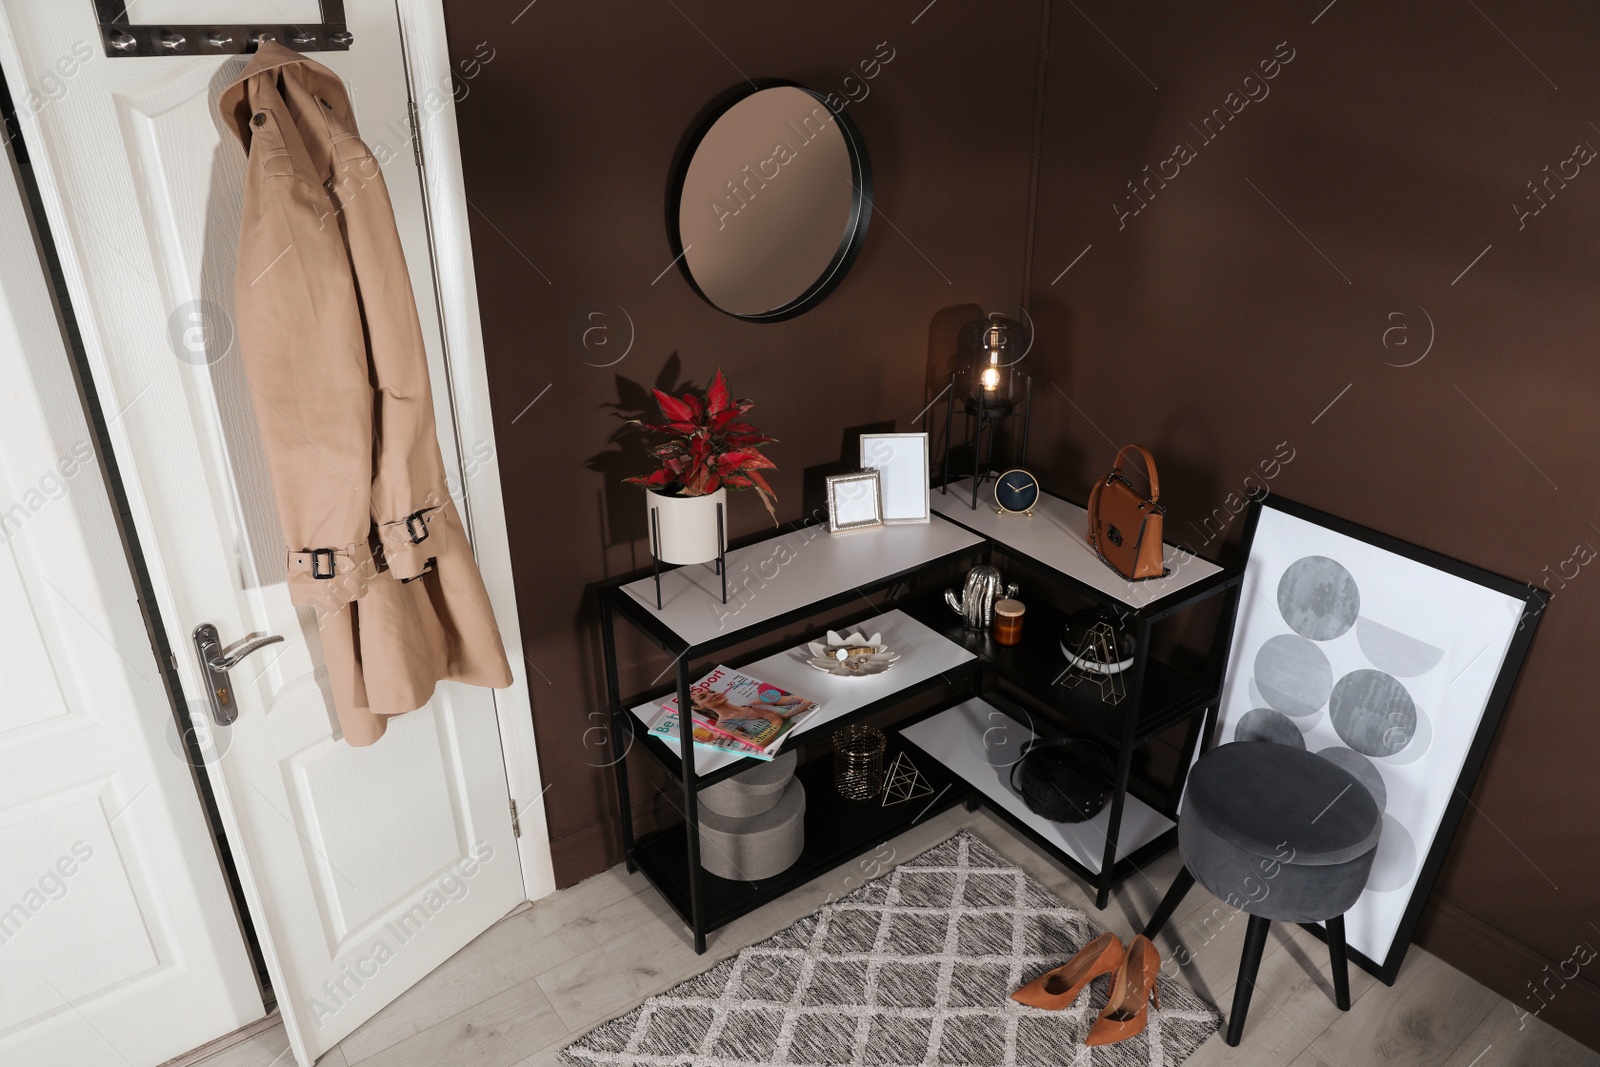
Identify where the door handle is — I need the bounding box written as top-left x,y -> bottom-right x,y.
192,623 -> 284,726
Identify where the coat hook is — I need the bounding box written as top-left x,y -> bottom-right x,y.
97,0 -> 350,57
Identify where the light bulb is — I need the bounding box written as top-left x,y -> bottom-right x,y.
981,365 -> 1000,391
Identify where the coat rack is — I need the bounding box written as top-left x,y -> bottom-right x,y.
95,0 -> 353,58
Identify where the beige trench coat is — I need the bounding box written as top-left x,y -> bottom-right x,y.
220,44 -> 511,745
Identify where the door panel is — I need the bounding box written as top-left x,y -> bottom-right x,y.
0,135 -> 264,1065
0,786 -> 161,1029
297,724 -> 463,936
0,3 -> 526,1064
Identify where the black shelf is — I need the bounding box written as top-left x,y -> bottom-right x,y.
597,497 -> 1254,947
616,659 -> 982,789
633,732 -> 969,934
900,590 -> 1213,747
977,798 -> 1181,890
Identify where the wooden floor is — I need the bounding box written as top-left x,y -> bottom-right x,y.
197,807 -> 1599,1067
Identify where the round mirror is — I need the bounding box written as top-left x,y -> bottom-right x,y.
669,84 -> 872,322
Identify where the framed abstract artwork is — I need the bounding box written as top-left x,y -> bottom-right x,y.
1213,495 -> 1547,983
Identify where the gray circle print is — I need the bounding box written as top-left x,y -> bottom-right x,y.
1277,555 -> 1361,641
1329,669 -> 1416,757
1235,708 -> 1306,749
1254,634 -> 1334,718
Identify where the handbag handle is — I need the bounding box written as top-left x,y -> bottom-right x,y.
1108,444 -> 1160,503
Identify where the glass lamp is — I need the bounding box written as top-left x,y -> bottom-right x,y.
941,309 -> 1034,511
963,312 -> 1022,415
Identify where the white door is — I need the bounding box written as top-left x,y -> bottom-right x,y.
0,4 -> 534,1064
0,143 -> 265,1064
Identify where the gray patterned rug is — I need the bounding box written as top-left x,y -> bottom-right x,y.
560,831 -> 1220,1066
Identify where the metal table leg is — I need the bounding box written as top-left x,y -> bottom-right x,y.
599,600 -> 636,873
676,657 -> 708,953
1094,616 -> 1152,909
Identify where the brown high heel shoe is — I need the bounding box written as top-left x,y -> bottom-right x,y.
1011,932 -> 1124,1011
1085,934 -> 1162,1046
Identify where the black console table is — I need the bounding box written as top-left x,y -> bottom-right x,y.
597,483 -> 1250,952
913,480 -> 1253,907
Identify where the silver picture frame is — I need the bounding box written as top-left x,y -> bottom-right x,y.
826,470 -> 885,534
860,431 -> 930,524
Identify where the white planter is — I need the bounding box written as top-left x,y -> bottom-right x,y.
646,487 -> 727,565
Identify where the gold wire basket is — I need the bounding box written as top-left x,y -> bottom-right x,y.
832,724 -> 886,800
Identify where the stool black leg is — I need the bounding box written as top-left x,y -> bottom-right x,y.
1142,866 -> 1195,940
1328,914 -> 1351,1011
1226,915 -> 1271,1047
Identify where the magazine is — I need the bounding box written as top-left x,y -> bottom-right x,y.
651,664 -> 821,756
647,708 -> 773,761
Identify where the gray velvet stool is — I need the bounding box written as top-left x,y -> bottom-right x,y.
1142,741 -> 1382,1046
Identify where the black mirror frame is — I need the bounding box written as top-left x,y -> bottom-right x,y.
665,80 -> 873,323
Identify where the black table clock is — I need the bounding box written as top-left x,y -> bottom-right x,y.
995,468 -> 1040,516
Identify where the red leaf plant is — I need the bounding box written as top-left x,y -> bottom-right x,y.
622,369 -> 778,522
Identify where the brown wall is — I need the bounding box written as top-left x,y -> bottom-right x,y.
444,0 -> 1599,1046
1024,0 -> 1600,1046
438,0 -> 1044,872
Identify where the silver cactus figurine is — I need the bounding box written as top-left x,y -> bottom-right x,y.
944,564 -> 1019,631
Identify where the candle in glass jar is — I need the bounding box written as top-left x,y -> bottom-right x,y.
993,599 -> 1025,645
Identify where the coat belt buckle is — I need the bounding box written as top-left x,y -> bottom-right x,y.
405,510 -> 430,544
310,548 -> 336,579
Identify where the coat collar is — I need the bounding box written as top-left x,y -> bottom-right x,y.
218,41 -> 353,147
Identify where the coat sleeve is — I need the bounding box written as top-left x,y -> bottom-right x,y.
323,128 -> 454,583
232,98 -> 377,611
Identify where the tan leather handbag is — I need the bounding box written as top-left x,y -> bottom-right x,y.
1087,445 -> 1168,580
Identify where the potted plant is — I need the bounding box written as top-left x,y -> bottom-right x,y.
624,369 -> 777,565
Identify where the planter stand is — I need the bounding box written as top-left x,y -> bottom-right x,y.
650,500 -> 726,609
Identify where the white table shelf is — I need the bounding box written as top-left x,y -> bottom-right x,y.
619,516 -> 983,649
902,697 -> 1176,875
933,478 -> 1221,608
630,608 -> 976,779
